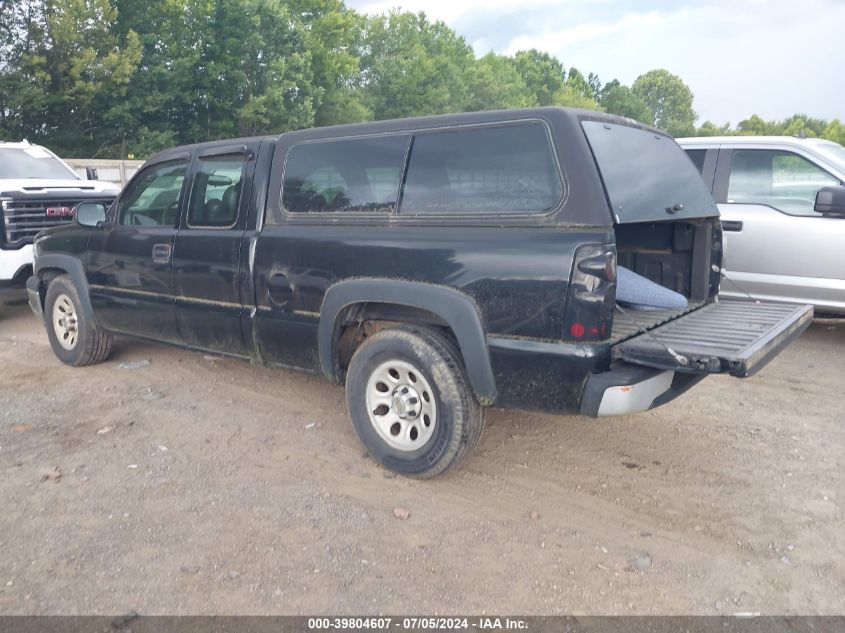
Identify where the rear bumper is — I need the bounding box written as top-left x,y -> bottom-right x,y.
487,335 -> 705,416
580,363 -> 706,417
487,336 -> 610,413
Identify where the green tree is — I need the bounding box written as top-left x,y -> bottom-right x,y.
783,115 -> 814,138
289,0 -> 371,126
111,0 -> 320,153
0,0 -> 142,157
360,11 -> 475,120
3,0 -> 840,159
556,67 -> 600,110
599,79 -> 653,123
775,114 -> 827,138
224,0 -> 318,137
735,113 -> 836,139
736,114 -> 776,135
586,72 -> 602,101
511,49 -> 565,107
695,120 -> 731,136
564,67 -> 592,99
0,0 -> 30,132
552,86 -> 600,110
632,69 -> 697,136
822,119 -> 845,145
508,50 -> 600,109
111,0 -> 223,152
464,53 -> 533,111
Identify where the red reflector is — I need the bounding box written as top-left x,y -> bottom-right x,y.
589,326 -> 600,335
570,323 -> 586,338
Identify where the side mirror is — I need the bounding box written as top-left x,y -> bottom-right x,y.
85,167 -> 99,180
74,202 -> 107,227
815,185 -> 845,217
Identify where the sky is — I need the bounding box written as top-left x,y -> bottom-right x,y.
346,0 -> 845,125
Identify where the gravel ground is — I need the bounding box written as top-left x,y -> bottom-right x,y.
1,294 -> 843,615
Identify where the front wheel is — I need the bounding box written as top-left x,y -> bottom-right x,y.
345,325 -> 484,478
44,274 -> 113,366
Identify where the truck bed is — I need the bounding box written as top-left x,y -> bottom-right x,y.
610,301 -> 705,343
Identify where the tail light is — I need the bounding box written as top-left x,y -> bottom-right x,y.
563,244 -> 616,341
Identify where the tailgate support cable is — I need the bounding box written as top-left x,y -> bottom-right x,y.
614,271 -> 766,371
719,272 -> 760,304
615,303 -> 689,367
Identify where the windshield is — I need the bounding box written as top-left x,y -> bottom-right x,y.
582,120 -> 718,223
0,147 -> 79,180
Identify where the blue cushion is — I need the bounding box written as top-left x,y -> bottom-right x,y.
616,265 -> 688,311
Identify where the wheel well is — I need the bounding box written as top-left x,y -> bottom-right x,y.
33,267 -> 67,308
334,302 -> 456,374
11,264 -> 33,286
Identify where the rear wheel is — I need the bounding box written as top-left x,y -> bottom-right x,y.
345,325 -> 484,478
44,274 -> 113,366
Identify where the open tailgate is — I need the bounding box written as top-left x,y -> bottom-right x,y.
612,300 -> 813,377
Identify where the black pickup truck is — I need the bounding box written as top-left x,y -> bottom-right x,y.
27,108 -> 812,477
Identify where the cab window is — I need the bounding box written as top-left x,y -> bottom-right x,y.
188,154 -> 247,227
728,149 -> 839,216
117,160 -> 187,226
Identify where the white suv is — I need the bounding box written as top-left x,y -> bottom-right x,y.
0,141 -> 120,288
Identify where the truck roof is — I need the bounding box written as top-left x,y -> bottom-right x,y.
146,135 -> 278,165
0,140 -> 43,149
676,135 -> 841,149
279,107 -> 666,143
146,107 -> 667,164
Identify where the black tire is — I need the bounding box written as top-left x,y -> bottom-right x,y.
346,325 -> 484,478
44,274 -> 113,366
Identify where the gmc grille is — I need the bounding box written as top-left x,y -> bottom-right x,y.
1,198 -> 110,248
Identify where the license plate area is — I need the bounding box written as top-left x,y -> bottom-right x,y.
612,300 -> 813,377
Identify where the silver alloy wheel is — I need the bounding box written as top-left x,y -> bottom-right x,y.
52,293 -> 79,350
365,359 -> 437,452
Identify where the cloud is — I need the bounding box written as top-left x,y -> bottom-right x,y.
351,0 -> 565,24
503,10 -> 669,53
345,0 -> 845,124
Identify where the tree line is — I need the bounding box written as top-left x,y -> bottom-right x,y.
1,0 -> 843,159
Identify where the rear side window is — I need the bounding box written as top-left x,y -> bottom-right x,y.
400,123 -> 562,215
283,135 -> 409,214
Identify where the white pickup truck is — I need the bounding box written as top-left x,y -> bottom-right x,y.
1,141 -> 120,290
677,136 -> 845,315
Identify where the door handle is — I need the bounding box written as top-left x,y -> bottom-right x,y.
721,220 -> 743,232
152,243 -> 172,264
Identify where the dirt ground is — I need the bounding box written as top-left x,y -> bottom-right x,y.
0,292 -> 843,616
